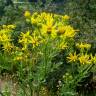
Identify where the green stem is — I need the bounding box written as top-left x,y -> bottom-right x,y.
44,42 -> 48,77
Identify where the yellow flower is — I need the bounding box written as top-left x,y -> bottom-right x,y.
19,31 -> 32,44
57,26 -> 65,35
76,42 -> 91,49
84,43 -> 91,49
39,12 -> 47,19
31,35 -> 39,48
0,25 -> 15,52
19,31 -> 40,49
78,54 -> 91,64
41,23 -> 56,36
31,17 -> 37,24
67,52 -> 78,62
76,42 -> 85,49
24,11 -> 31,18
19,31 -> 32,50
41,14 -> 57,38
0,34 -> 11,43
64,25 -> 76,38
30,12 -> 43,24
15,56 -> 23,61
32,12 -> 38,17
62,15 -> 70,20
90,54 -> 96,64
3,42 -> 13,52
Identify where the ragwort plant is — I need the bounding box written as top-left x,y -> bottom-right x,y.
19,11 -> 76,95
24,11 -> 96,95
0,11 -> 96,96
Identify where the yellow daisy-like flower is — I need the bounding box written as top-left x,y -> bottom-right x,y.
0,33 -> 11,43
42,24 -> 56,34
78,54 -> 91,64
31,36 -> 39,48
41,20 -> 57,38
85,43 -> 91,49
24,11 -> 31,18
39,12 -> 47,19
32,12 -> 38,17
76,42 -> 85,49
64,25 -> 76,38
19,31 -> 32,50
31,17 -> 37,24
3,42 -> 14,52
40,13 -> 58,38
19,31 -> 32,44
57,26 -> 66,35
76,42 -> 91,49
67,52 -> 78,62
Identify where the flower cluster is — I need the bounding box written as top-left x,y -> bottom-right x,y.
0,25 -> 15,52
67,42 -> 96,64
23,11 -> 77,51
24,11 -> 75,37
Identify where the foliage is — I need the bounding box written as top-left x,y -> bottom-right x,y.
0,10 -> 96,96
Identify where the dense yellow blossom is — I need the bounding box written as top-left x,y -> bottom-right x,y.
57,26 -> 66,35
64,25 -> 76,38
19,31 -> 32,50
24,10 -> 31,18
0,24 -> 15,52
0,34 -> 11,43
31,17 -> 37,24
24,12 -> 76,40
31,33 -> 39,48
41,24 -> 57,38
78,54 -> 91,64
67,52 -> 78,62
41,14 -> 57,38
39,12 -> 47,19
19,31 -> 31,44
19,31 -> 40,49
3,42 -> 14,52
76,42 -> 91,49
